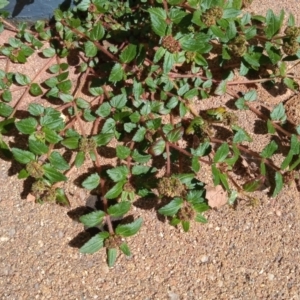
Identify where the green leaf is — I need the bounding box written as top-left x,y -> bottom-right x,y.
15,117 -> 38,134
115,218 -> 143,237
28,103 -> 44,116
244,90 -> 257,101
243,53 -> 260,68
43,127 -> 63,144
153,47 -> 166,63
107,166 -> 129,182
132,149 -> 151,163
105,180 -> 126,199
75,151 -> 85,168
43,164 -> 67,183
215,80 -> 227,96
79,210 -> 105,228
213,143 -> 229,163
180,33 -> 211,53
266,119 -> 275,134
195,214 -> 208,223
84,41 -> 98,57
270,103 -> 286,123
80,232 -> 109,254
232,126 -> 252,143
18,168 -> 29,179
109,63 -> 124,83
283,78 -> 298,91
116,145 -> 131,160
29,83 -> 43,96
158,198 -> 183,216
95,103 -> 111,117
110,94 -> 127,109
40,108 -> 64,130
272,172 -> 283,197
15,73 -> 31,86
243,179 -> 262,192
76,0 -> 91,11
149,139 -> 166,156
167,126 -> 183,142
61,137 -> 79,149
90,23 -> 105,41
280,150 -> 293,170
28,139 -> 48,155
260,140 -> 278,158
132,165 -> 152,175
119,44 -> 137,63
182,220 -> 190,232
132,127 -> 146,142
107,248 -> 118,267
163,51 -> 175,73
191,142 -> 211,157
11,148 -> 35,164
0,0 -> 9,9
82,173 -> 100,190
191,156 -> 200,172
55,188 -> 70,206
42,48 -> 56,58
1,90 -> 12,102
107,201 -> 131,217
288,13 -> 295,26
265,9 -> 284,39
265,42 -> 281,65
49,151 -> 70,171
222,8 -> 241,19
119,243 -> 131,256
94,133 -> 114,146
148,7 -> 167,37
57,80 -> 72,93
0,118 -> 15,134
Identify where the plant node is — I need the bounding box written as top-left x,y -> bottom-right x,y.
202,6 -> 223,27
162,35 -> 181,53
177,202 -> 195,221
26,161 -> 44,179
104,235 -> 122,249
157,177 -> 185,198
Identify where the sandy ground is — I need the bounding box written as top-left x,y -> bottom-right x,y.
1,1 -> 300,299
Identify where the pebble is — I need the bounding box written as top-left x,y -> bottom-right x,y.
0,236 -> 9,242
168,291 -> 179,300
201,255 -> 209,263
57,231 -> 64,238
268,273 -> 275,281
9,228 -> 16,236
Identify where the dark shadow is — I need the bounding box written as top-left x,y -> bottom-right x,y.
12,0 -> 34,18
253,119 -> 268,135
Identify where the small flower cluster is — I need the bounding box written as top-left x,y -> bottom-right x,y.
202,6 -> 223,27
162,35 -> 181,53
282,26 -> 300,56
228,36 -> 247,57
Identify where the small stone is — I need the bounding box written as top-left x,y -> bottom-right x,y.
276,210 -> 282,217
9,228 -> 16,236
168,291 -> 179,300
215,226 -> 220,231
0,236 -> 9,242
57,231 -> 64,238
268,273 -> 275,281
201,255 -> 209,263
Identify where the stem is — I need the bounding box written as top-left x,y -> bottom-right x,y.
0,18 -> 18,32
11,55 -> 56,116
61,20 -> 118,62
166,142 -> 171,177
211,137 -> 281,172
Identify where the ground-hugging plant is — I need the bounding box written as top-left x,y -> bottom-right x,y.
1,0 -> 300,266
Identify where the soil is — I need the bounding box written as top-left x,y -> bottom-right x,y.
1,1 -> 300,299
